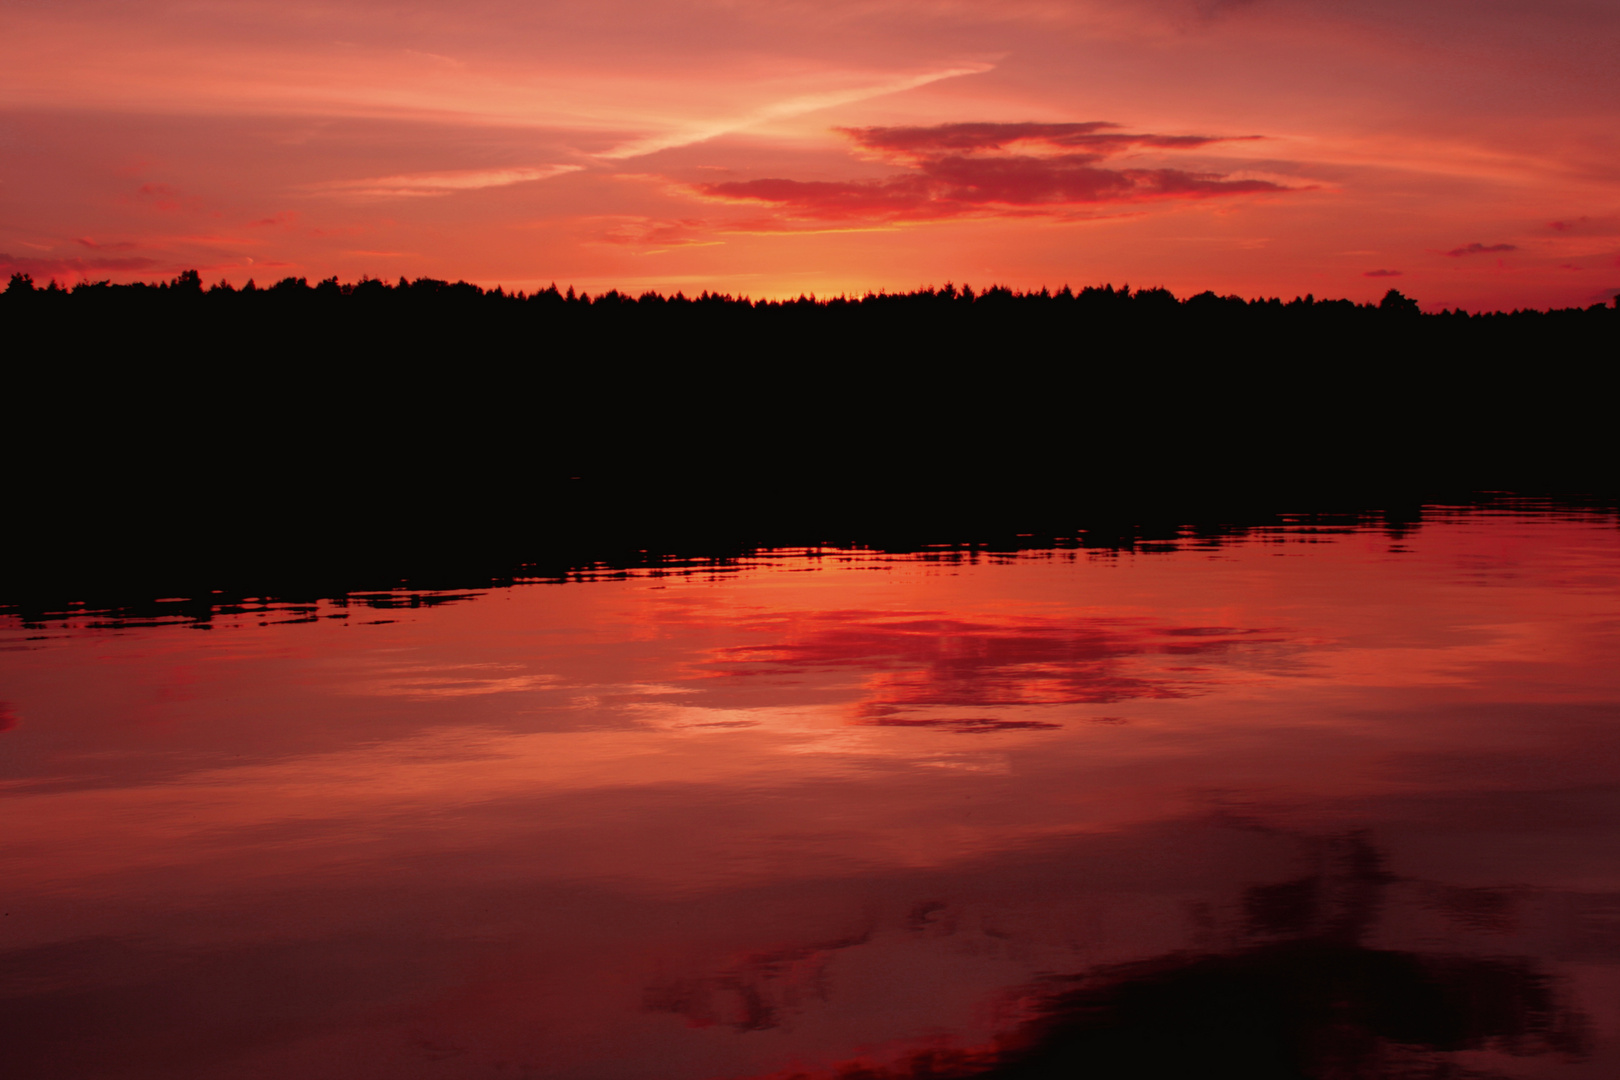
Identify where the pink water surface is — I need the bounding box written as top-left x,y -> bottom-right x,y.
3,511 -> 1619,1079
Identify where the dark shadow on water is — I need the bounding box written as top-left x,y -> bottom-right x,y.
967,941 -> 1587,1080
809,836 -> 1590,1080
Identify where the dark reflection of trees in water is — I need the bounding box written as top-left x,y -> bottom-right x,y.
5,268 -> 1617,624
977,943 -> 1585,1080
804,834 -> 1589,1080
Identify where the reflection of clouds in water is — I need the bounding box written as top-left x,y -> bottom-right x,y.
703,612 -> 1291,727
864,716 -> 1063,733
5,517 -> 1619,1079
346,663 -> 563,698
645,927 -> 874,1032
623,701 -> 1054,759
625,702 -> 823,735
914,755 -> 1012,774
348,666 -> 704,705
569,682 -> 701,712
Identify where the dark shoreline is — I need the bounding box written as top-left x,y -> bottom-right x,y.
5,495 -> 1615,629
6,272 -> 1616,621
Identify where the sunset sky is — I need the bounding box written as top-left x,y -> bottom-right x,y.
3,0 -> 1617,308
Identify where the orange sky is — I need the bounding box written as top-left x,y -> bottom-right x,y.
3,0 -> 1618,309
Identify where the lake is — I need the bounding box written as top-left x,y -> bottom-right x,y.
4,507 -> 1618,1079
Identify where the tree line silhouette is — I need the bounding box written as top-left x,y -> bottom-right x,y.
8,265 -> 1614,322
3,270 -> 1615,616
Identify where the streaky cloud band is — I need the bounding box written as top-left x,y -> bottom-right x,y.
306,164 -> 584,198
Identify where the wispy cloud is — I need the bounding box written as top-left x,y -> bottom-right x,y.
1444,242 -> 1517,257
1548,216 -> 1620,236
308,165 -> 583,198
1,252 -> 159,278
595,217 -> 722,249
74,237 -> 140,251
597,64 -> 994,160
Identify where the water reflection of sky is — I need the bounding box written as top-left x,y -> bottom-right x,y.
3,512 -> 1619,1079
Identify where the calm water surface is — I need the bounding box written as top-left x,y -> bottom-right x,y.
4,511 -> 1620,1079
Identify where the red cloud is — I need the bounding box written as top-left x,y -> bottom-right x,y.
601,217 -> 715,247
702,160 -> 1278,221
125,182 -> 202,214
248,212 -> 299,229
1547,216 -> 1620,236
703,176 -> 932,218
1363,269 -> 1402,277
695,121 -> 1282,223
1444,242 -> 1517,257
1,252 -> 158,278
840,122 -> 1241,159
74,237 -> 140,251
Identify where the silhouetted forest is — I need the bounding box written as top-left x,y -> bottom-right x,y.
4,271 -> 1616,617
